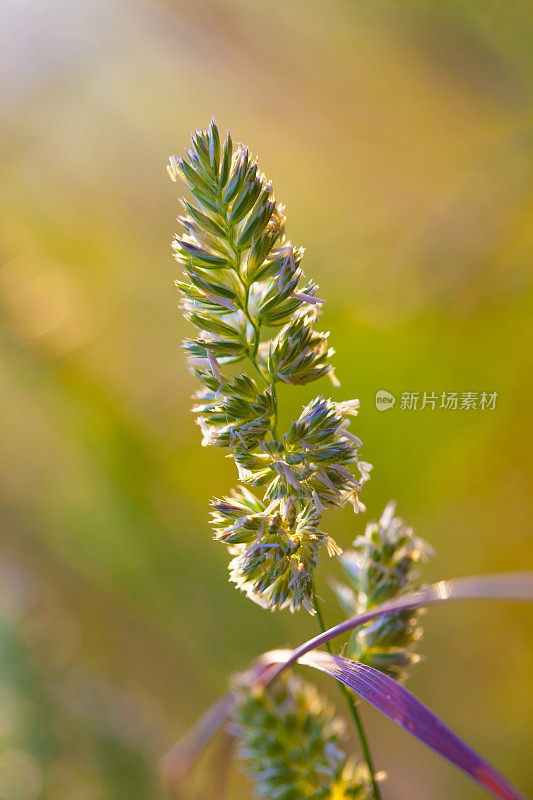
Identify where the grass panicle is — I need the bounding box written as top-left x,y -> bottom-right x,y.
170,119 -> 370,614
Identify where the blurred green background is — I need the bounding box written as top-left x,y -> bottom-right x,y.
1,0 -> 533,798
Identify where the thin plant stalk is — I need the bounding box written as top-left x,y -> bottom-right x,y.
311,587 -> 383,800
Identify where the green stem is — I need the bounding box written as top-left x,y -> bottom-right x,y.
247,317 -> 279,440
230,230 -> 280,441
311,589 -> 382,800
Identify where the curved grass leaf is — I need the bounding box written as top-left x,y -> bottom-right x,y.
262,649 -> 526,800
269,572 -> 533,677
161,573 -> 533,797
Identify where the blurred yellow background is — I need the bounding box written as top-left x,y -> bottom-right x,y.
1,1 -> 532,798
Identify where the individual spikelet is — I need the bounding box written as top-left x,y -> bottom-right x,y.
331,502 -> 434,682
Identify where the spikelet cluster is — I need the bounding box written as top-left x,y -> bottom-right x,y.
169,120 -> 371,612
231,671 -> 372,800
332,502 -> 434,682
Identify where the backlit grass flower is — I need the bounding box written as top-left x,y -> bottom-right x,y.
169,119 -> 371,613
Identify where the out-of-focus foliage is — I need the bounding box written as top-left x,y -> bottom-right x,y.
0,560 -> 166,800
1,0 -> 532,798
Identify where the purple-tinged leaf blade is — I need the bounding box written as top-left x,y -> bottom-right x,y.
273,573 -> 533,675
162,573 -> 533,795
263,649 -> 527,800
